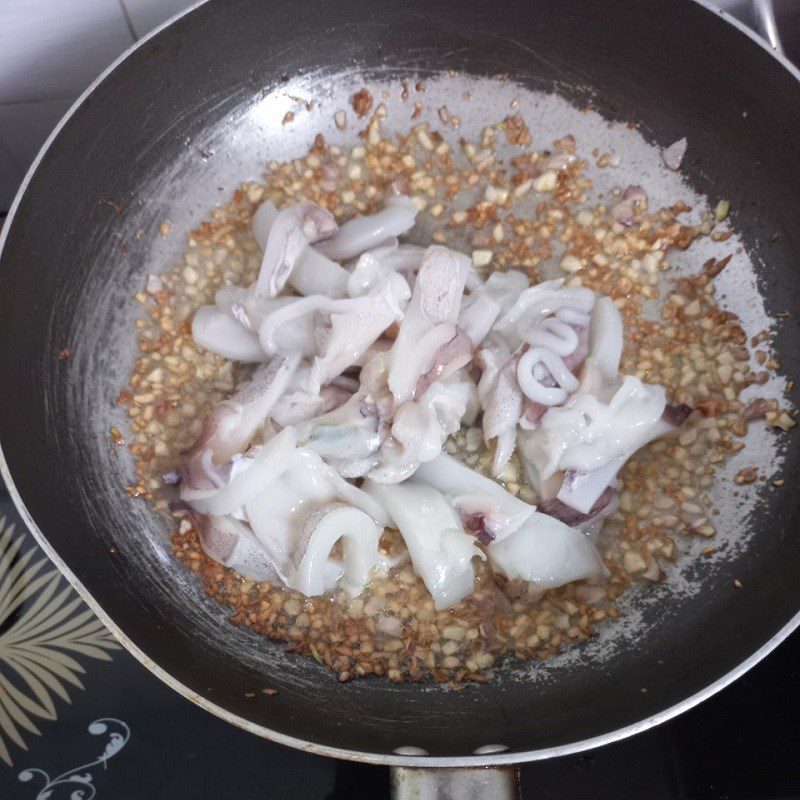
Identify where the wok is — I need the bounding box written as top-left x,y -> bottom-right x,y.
1,0 -> 799,795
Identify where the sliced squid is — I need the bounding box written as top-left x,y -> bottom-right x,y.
388,245 -> 470,404
494,279 -> 595,348
574,357 -> 621,403
588,296 -> 624,379
517,341 -> 580,406
256,274 -> 407,390
181,191 -> 684,607
240,448 -> 387,594
180,356 -> 299,490
181,426 -> 297,516
258,295 -> 341,359
245,448 -> 387,542
414,328 -> 474,398
251,198 -> 279,247
380,243 -> 427,278
414,454 -> 534,544
192,305 -> 266,362
487,512 -> 608,589
347,239 -> 424,298
195,514 -> 286,583
523,376 -> 667,480
539,486 -> 617,532
515,304 -> 594,410
289,503 -> 382,597
476,337 -> 511,403
555,456 -> 627,515
271,364 -> 355,427
459,270 -> 529,346
367,371 -> 478,484
311,274 -> 409,389
480,349 -> 524,476
316,195 -> 418,261
423,369 -> 480,429
253,200 -> 349,298
254,202 -> 338,298
365,480 -> 484,610
214,285 -> 293,332
299,394 -> 384,467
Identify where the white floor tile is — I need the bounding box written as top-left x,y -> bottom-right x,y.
0,0 -> 135,104
122,0 -> 195,38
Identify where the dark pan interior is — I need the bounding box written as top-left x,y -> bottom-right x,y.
1,0 -> 799,762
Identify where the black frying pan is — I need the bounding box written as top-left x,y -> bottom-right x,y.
1,0 -> 799,794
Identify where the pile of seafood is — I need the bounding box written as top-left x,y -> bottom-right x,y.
177,194 -> 688,610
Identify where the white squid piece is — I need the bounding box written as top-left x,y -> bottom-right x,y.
312,272 -> 410,389
480,348 -> 524,477
252,200 -> 349,298
487,511 -> 608,589
367,370 -> 478,484
181,426 -> 297,516
192,305 -> 266,362
258,294 -> 343,359
298,393 -> 384,469
316,195 -> 418,261
214,285 -> 293,332
271,367 -> 356,428
516,306 -> 592,410
554,455 -> 627,515
523,376 -> 667,479
347,238 -> 425,297
257,269 -> 408,394
242,448 -> 387,596
413,329 -> 474,398
459,269 -> 528,347
180,356 -> 298,491
414,453 -> 534,544
388,245 -> 470,404
493,279 -> 595,348
290,503 -> 382,597
254,202 -> 338,298
195,514 -> 286,583
588,296 -> 624,380
365,480 -> 484,610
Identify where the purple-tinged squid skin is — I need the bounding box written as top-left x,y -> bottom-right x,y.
539,486 -> 616,528
661,402 -> 693,427
414,328 -> 474,399
459,510 -> 495,545
180,355 -> 297,491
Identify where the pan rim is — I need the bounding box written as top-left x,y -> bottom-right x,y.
0,0 -> 799,768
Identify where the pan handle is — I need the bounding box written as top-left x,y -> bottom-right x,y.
390,765 -> 521,800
